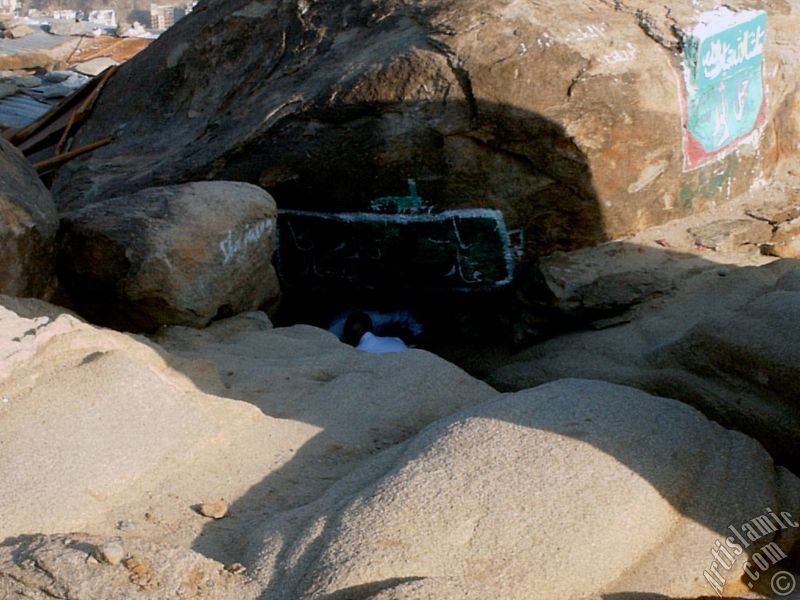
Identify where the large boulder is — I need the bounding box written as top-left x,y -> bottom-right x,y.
54,0 -> 800,266
57,181 -> 281,331
0,137 -> 58,298
248,379 -> 800,599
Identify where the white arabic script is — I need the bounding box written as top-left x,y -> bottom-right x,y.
701,25 -> 765,81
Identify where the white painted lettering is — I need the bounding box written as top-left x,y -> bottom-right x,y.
220,218 -> 274,265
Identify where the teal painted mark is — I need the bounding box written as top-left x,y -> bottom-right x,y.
679,154 -> 739,208
370,179 -> 429,214
277,209 -> 515,293
683,9 -> 767,168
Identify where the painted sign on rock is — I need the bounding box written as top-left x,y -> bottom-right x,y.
682,8 -> 767,169
277,209 -> 515,294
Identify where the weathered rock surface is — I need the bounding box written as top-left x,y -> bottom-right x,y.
0,303 -> 295,542
0,534 -> 258,599
248,379 -> 800,599
490,258 -> 800,471
2,293 -> 799,598
0,296 -> 495,564
533,241 -> 681,318
53,0 -> 800,264
0,296 -> 78,381
153,315 -> 499,513
58,181 -> 281,331
689,218 -> 774,253
515,182 -> 800,328
767,234 -> 800,259
0,137 -> 58,298
747,187 -> 800,258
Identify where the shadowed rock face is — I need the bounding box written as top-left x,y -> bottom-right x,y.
0,138 -> 58,299
489,258 -> 800,472
53,0 -> 800,264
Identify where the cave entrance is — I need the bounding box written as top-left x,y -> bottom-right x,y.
271,201 -> 521,359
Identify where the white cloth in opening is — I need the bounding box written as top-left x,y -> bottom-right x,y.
328,310 -> 423,342
356,332 -> 408,354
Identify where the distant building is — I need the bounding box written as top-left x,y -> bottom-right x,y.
0,0 -> 17,14
88,9 -> 116,27
52,9 -> 78,21
150,4 -> 187,30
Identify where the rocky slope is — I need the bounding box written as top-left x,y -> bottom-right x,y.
0,297 -> 496,558
1,296 -> 798,599
2,1 -> 800,597
489,256 -> 800,473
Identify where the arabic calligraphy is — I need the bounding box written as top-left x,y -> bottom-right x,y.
682,9 -> 767,169
701,25 -> 765,80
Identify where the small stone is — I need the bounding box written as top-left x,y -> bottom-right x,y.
124,556 -> 159,590
225,562 -> 246,574
116,519 -> 136,531
197,500 -> 230,519
95,540 -> 125,565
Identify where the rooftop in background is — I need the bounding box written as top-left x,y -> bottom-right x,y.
0,28 -> 152,132
0,91 -> 50,128
0,28 -> 66,57
62,35 -> 152,65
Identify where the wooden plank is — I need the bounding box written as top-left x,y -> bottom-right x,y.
55,65 -> 117,155
73,38 -> 126,63
33,136 -> 112,173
